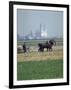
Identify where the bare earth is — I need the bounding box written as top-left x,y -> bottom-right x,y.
17,46 -> 63,62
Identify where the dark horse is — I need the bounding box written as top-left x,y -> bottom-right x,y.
38,40 -> 56,52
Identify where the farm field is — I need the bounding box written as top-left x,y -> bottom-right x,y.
17,39 -> 63,80
17,59 -> 63,80
17,46 -> 63,62
17,50 -> 63,62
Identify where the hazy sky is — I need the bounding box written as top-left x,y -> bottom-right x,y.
17,9 -> 63,38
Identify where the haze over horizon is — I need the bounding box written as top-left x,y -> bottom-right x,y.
17,9 -> 63,39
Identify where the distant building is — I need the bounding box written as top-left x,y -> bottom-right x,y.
25,24 -> 48,39
41,29 -> 48,38
40,24 -> 48,39
18,24 -> 48,40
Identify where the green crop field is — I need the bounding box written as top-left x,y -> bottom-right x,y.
17,59 -> 63,80
17,39 -> 63,80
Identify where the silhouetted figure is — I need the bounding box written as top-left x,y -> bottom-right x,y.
23,43 -> 27,53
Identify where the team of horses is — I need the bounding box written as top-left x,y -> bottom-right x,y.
17,40 -> 56,53
38,40 -> 56,52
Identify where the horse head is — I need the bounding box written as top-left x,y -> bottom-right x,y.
49,39 -> 56,46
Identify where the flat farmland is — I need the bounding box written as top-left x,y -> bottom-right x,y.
17,39 -> 63,80
17,46 -> 63,62
17,59 -> 63,80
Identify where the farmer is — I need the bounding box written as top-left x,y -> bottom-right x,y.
23,43 -> 27,53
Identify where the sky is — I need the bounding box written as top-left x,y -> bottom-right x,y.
17,9 -> 63,38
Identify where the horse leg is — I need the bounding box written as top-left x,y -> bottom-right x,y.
49,48 -> 51,51
51,48 -> 53,51
50,47 -> 52,51
38,48 -> 41,52
38,48 -> 40,52
41,48 -> 43,52
38,47 -> 43,52
47,48 -> 48,51
42,48 -> 44,52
